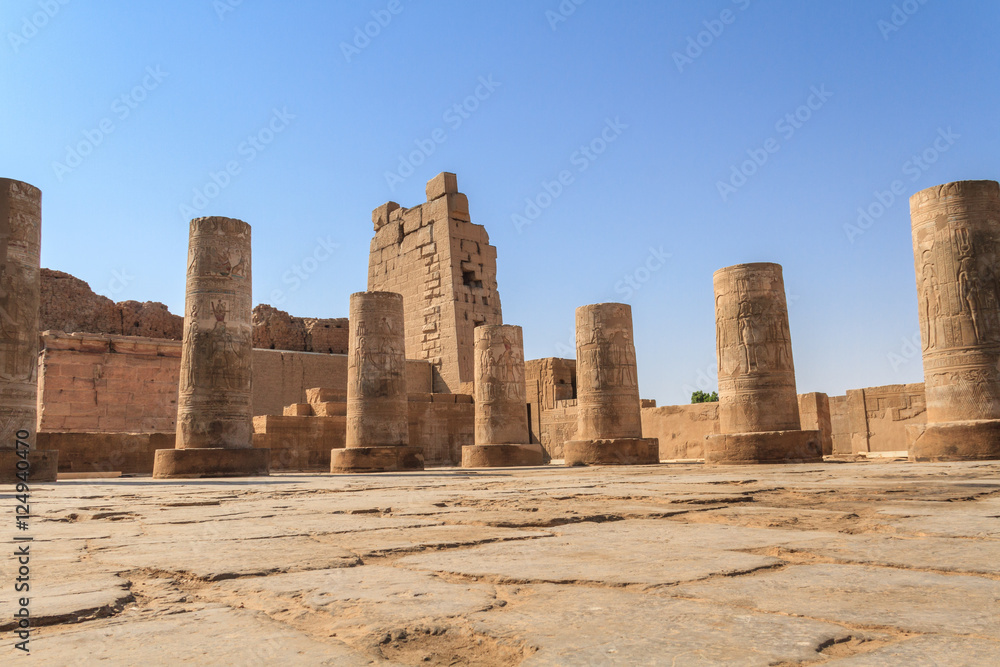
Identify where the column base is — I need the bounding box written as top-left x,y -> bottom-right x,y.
907,420 -> 1000,461
563,438 -> 660,466
0,450 -> 59,483
705,430 -> 822,465
151,448 -> 270,479
330,446 -> 424,473
462,444 -> 546,468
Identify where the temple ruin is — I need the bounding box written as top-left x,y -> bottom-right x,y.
4,173 -> 1000,480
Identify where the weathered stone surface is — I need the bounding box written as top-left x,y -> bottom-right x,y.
19,461 -> 1000,664
399,520 -> 790,586
470,584 -> 859,666
31,607 -> 372,666
676,564 -> 1000,638
910,180 -> 1000,460
823,635 -> 1000,666
707,262 -> 821,464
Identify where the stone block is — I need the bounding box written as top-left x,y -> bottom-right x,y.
425,172 -> 458,201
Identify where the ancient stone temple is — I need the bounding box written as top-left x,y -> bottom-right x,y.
908,180 -> 1000,461
152,217 -> 269,478
330,291 -> 424,473
462,324 -> 544,467
705,263 -> 822,464
368,172 -> 502,394
0,178 -> 57,482
563,303 -> 659,465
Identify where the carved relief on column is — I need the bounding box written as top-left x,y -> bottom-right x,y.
176,217 -> 254,449
563,302 -> 658,466
575,303 -> 642,440
713,263 -> 800,434
911,180 -> 1000,423
346,291 -> 408,448
474,324 -> 528,445
0,178 -> 58,481
908,180 -> 1000,462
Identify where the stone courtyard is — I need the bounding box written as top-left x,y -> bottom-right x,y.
2,460 -> 999,665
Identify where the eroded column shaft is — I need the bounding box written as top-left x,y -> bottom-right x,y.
176,217 -> 254,449
714,262 -> 800,433
474,324 -> 529,445
346,291 -> 408,448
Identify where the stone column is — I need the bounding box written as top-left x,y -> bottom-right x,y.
462,324 -> 544,467
705,263 -> 821,464
564,303 -> 659,465
152,217 -> 269,478
330,291 -> 424,472
907,180 -> 1000,461
0,178 -> 57,483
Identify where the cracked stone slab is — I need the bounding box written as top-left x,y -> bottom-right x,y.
397,520 -> 807,586
674,564 -> 1000,638
0,571 -> 131,632
822,635 -> 1000,666
792,533 -> 1000,574
316,524 -> 553,556
134,512 -> 440,542
89,535 -> 361,580
470,584 -> 859,666
213,565 -> 497,633
28,606 -> 373,666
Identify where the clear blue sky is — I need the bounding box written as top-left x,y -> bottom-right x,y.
3,1 -> 998,405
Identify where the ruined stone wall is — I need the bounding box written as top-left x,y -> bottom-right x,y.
368,173 -> 502,394
42,269 -> 184,340
829,383 -> 927,456
829,394 -> 852,456
37,332 -> 434,432
38,333 -> 182,433
251,304 -> 348,354
525,357 -> 578,458
640,403 -> 719,460
42,269 -> 348,353
797,393 -> 833,455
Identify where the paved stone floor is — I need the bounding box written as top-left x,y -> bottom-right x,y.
3,461 -> 999,665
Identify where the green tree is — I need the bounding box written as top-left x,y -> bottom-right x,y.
691,390 -> 718,404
